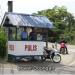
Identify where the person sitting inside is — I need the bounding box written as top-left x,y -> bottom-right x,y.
29,28 -> 36,41
37,33 -> 42,41
21,29 -> 28,40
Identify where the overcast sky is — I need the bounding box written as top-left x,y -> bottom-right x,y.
0,0 -> 75,23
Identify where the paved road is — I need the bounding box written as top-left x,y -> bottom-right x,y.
0,51 -> 75,75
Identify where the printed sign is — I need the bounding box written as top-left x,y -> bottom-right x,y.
8,41 -> 45,56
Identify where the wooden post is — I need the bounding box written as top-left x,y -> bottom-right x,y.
5,27 -> 9,61
16,27 -> 17,40
5,40 -> 8,61
46,29 -> 48,48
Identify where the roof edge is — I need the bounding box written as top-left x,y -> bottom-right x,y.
3,12 -> 45,17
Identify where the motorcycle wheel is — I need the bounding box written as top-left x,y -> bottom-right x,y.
60,48 -> 65,54
52,54 -> 61,63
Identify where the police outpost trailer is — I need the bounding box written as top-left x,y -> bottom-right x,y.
1,12 -> 54,61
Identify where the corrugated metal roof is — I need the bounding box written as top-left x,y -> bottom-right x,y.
1,12 -> 53,28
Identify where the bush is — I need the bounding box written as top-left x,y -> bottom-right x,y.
0,27 -> 7,58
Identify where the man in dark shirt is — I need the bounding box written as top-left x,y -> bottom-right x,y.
29,29 -> 36,41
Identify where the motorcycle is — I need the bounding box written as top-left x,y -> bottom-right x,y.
60,47 -> 68,54
41,47 -> 61,63
60,47 -> 65,54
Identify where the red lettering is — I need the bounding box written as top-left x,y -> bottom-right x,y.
25,45 -> 28,50
25,45 -> 37,51
9,45 -> 14,51
28,45 -> 31,51
33,45 -> 37,51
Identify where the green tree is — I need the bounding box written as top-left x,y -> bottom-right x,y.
36,6 -> 75,44
0,27 -> 7,58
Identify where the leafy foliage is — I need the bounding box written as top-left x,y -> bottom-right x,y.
35,6 -> 75,44
0,27 -> 7,58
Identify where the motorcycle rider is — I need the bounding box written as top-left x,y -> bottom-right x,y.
60,38 -> 68,54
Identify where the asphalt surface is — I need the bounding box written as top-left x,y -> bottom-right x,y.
0,51 -> 75,75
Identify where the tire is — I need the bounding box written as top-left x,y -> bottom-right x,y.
62,48 -> 65,54
52,54 -> 61,63
60,48 -> 65,54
